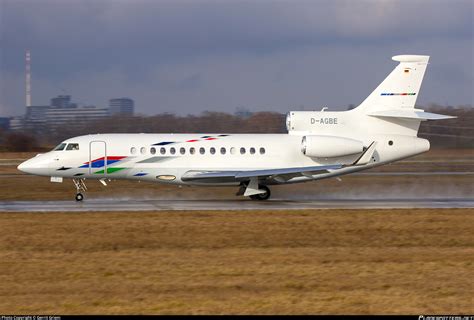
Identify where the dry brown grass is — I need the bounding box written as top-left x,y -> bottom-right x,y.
0,209 -> 473,314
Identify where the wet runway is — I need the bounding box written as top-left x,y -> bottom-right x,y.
2,171 -> 474,178
1,198 -> 473,212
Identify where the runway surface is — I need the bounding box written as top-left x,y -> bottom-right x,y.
1,198 -> 473,212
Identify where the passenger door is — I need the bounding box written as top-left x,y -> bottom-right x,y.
89,141 -> 107,176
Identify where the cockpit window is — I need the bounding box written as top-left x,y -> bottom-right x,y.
66,143 -> 79,151
53,143 -> 67,151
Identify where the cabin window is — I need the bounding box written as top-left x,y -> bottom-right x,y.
210,147 -> 216,155
53,143 -> 67,151
250,147 -> 256,155
170,147 -> 176,155
160,147 -> 166,155
180,147 -> 186,155
230,147 -> 236,155
388,140 -> 394,146
200,147 -> 205,155
240,147 -> 246,155
190,147 -> 196,155
259,147 -> 266,155
220,147 -> 226,155
131,147 -> 137,154
150,147 -> 156,155
66,143 -> 79,151
140,147 -> 146,155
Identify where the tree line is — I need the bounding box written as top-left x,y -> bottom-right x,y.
0,105 -> 471,151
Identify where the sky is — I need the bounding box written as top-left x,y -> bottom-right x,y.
0,0 -> 473,117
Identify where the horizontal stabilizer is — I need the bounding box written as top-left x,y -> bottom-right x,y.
392,55 -> 430,63
368,109 -> 456,121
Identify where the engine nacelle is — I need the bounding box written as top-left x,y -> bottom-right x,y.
301,135 -> 364,158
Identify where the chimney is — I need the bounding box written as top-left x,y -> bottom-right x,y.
25,50 -> 31,107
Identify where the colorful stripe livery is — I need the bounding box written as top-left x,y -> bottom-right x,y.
79,156 -> 127,168
153,135 -> 230,146
134,173 -> 148,177
153,141 -> 175,146
380,93 -> 416,96
94,167 -> 127,174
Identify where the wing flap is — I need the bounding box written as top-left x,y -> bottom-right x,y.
182,165 -> 342,183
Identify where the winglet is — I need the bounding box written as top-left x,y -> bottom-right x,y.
352,141 -> 377,166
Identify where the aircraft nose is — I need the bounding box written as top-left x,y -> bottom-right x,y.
17,159 -> 33,174
17,154 -> 52,176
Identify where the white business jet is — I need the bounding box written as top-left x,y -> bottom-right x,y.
18,55 -> 455,201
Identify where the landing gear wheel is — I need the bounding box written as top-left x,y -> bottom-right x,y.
73,178 -> 87,202
249,185 -> 271,201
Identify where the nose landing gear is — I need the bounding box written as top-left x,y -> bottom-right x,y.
73,178 -> 87,202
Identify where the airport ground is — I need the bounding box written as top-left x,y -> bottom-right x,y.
0,149 -> 473,314
0,209 -> 473,314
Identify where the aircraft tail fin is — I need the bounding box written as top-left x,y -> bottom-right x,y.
353,55 -> 456,136
356,55 -> 429,113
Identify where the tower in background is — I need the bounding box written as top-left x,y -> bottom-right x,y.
25,50 -> 31,107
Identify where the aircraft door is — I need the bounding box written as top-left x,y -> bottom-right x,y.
89,141 -> 107,176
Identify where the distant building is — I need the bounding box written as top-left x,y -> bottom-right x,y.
0,117 -> 10,131
45,106 -> 109,127
13,94 -> 132,131
50,95 -> 76,108
109,98 -> 134,116
24,105 -> 51,129
19,95 -> 110,129
9,116 -> 25,131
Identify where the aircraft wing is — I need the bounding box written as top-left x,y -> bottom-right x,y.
181,164 -> 342,183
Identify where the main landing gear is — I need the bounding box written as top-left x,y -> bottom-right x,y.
73,178 -> 87,202
249,185 -> 271,201
237,178 -> 272,201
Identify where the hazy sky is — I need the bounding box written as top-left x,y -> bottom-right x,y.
1,0 -> 473,116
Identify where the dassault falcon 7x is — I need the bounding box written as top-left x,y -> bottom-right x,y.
18,55 -> 455,201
